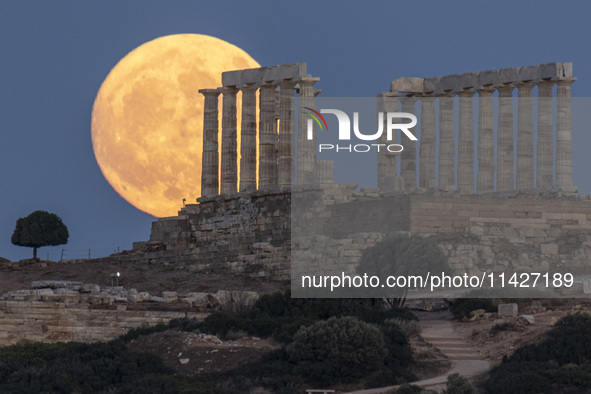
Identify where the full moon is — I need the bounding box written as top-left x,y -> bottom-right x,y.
91,34 -> 260,218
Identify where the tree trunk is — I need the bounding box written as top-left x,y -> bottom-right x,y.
33,247 -> 37,259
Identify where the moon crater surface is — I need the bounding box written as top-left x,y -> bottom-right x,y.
91,34 -> 260,217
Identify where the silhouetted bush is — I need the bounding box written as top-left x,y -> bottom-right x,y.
486,312 -> 591,393
287,316 -> 386,380
0,341 -> 177,393
441,373 -> 477,394
392,384 -> 424,394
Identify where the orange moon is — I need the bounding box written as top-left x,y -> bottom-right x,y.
91,34 -> 260,218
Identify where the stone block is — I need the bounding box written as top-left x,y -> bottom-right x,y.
540,244 -> 559,255
478,69 -> 499,87
499,68 -> 519,84
583,279 -> 591,294
423,77 -> 440,93
498,303 -> 518,318
519,315 -> 535,325
162,291 -> 178,303
222,63 -> 306,86
31,280 -> 83,290
459,72 -> 477,89
439,74 -> 459,92
81,283 -> 100,293
390,77 -> 424,93
518,65 -> 539,82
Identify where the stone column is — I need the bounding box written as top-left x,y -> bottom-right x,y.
199,89 -> 221,197
496,84 -> 514,191
221,86 -> 238,194
516,82 -> 535,190
536,80 -> 554,188
419,95 -> 436,188
477,87 -> 495,193
316,160 -> 334,184
297,77 -> 320,185
458,90 -> 475,194
258,82 -> 278,189
377,92 -> 399,190
556,77 -> 576,190
239,84 -> 257,192
438,94 -> 455,190
278,79 -> 296,188
399,96 -> 417,190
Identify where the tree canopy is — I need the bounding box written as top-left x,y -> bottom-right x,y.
357,232 -> 451,304
11,210 -> 69,259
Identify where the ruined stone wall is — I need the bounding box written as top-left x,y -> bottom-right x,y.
292,189 -> 591,283
0,281 -> 261,346
104,186 -> 591,286
127,190 -> 292,280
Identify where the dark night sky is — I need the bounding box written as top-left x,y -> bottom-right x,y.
1,1 -> 591,261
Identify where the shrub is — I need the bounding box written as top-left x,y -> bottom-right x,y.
486,312 -> 591,393
286,316 -> 387,380
0,341 -> 177,393
549,312 -> 591,338
195,290 -> 417,342
441,373 -> 477,394
391,384 -> 424,394
118,322 -> 168,342
357,233 -> 451,303
385,317 -> 421,337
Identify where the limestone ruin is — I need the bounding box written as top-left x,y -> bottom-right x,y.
127,62 -> 590,295
0,61 -> 589,344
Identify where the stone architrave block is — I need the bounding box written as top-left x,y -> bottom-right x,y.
478,69 -> 499,87
390,77 -> 424,93
423,77 -> 440,93
459,72 -> 477,89
499,68 -> 519,84
439,74 -> 459,92
518,65 -> 539,82
498,303 -> 518,318
222,63 -> 307,86
558,62 -> 573,78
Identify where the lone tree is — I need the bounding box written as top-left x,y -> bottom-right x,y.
357,232 -> 451,306
11,210 -> 69,259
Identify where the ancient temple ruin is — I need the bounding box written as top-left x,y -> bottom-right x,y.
127,61 -> 591,296
380,62 -> 575,193
197,62 -> 576,199
198,63 -> 332,198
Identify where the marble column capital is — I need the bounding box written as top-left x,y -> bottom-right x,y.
239,83 -> 258,92
221,86 -> 238,96
537,79 -> 555,88
458,89 -> 475,98
556,77 -> 576,87
476,86 -> 495,96
419,93 -> 436,101
517,81 -> 536,93
497,84 -> 514,96
279,79 -> 297,90
297,76 -> 320,88
199,88 -> 221,97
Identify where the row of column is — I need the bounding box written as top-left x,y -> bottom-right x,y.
199,77 -> 322,197
380,78 -> 575,193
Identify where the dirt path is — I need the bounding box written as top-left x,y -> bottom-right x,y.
346,311 -> 489,394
